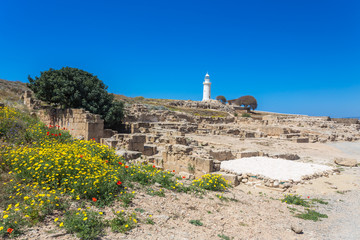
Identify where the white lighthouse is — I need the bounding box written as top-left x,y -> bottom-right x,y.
202,73 -> 211,101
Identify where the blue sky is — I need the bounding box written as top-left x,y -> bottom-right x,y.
0,0 -> 359,117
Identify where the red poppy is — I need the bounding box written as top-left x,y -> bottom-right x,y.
307,196 -> 310,199
54,134 -> 58,137
80,155 -> 83,158
51,133 -> 54,136
93,138 -> 95,140
59,133 -> 61,136
118,162 -> 122,165
182,176 -> 186,179
46,132 -> 49,135
92,197 -> 97,202
105,160 -> 108,163
125,165 -> 129,169
7,228 -> 13,234
172,170 -> 175,172
117,181 -> 122,185
152,165 -> 155,168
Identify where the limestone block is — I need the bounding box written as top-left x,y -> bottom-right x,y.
195,158 -> 213,173
131,134 -> 146,143
334,158 -> 358,167
129,142 -> 144,152
209,149 -> 235,161
211,172 -> 239,186
170,136 -> 187,145
115,150 -> 142,160
143,145 -> 157,156
237,151 -> 260,158
172,145 -> 193,154
292,137 -> 309,143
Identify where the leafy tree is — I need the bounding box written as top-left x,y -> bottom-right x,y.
216,95 -> 227,104
28,67 -> 124,130
238,95 -> 257,111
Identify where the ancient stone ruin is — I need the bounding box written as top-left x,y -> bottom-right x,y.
23,91 -> 360,189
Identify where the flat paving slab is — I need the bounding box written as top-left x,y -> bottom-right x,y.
221,157 -> 333,181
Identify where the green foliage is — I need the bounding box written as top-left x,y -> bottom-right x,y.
145,217 -> 155,225
216,95 -> 227,104
189,219 -> 203,226
241,113 -> 251,118
63,210 -> 105,240
311,198 -> 328,205
218,234 -> 233,240
192,174 -> 229,191
146,188 -> 165,197
295,209 -> 328,221
119,191 -> 135,208
281,194 -> 310,207
108,211 -> 137,233
228,95 -> 257,110
27,67 -> 124,131
238,95 -> 257,110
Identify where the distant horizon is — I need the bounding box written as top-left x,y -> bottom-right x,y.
0,0 -> 359,118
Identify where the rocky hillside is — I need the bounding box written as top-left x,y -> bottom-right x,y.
0,79 -> 29,103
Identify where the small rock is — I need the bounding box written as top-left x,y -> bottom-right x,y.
334,158 -> 358,167
291,225 -> 303,234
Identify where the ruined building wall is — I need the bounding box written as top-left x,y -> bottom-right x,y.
23,91 -> 116,142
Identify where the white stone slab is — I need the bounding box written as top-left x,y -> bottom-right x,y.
221,157 -> 333,181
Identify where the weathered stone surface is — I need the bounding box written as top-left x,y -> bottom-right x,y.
143,145 -> 158,156
209,149 -> 235,161
272,153 -> 300,160
334,158 -> 358,167
237,151 -> 260,158
291,224 -> 303,234
292,137 -> 309,143
211,172 -> 239,186
115,150 -> 142,160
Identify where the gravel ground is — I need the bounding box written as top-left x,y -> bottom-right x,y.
301,167 -> 360,240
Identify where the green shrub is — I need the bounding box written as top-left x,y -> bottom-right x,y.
28,67 -> 124,131
189,219 -> 203,226
63,210 -> 105,240
241,113 -> 251,118
281,194 -> 310,207
295,209 -> 328,221
108,210 -> 137,233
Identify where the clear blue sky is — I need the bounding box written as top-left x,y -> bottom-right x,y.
0,0 -> 359,117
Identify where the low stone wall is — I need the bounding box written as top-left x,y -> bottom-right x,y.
37,108 -> 106,142
23,90 -> 116,142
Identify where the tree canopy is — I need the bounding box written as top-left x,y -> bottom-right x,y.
28,67 -> 124,130
216,95 -> 227,104
238,95 -> 257,110
228,95 -> 258,111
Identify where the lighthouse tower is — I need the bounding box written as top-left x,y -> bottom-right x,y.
202,73 -> 211,101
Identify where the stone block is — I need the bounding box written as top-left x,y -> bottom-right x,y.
209,149 -> 235,161
143,145 -> 157,156
195,158 -> 213,173
131,134 -> 146,143
292,137 -> 309,143
172,144 -> 193,154
115,150 -> 142,160
211,172 -> 239,186
237,151 -> 260,158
